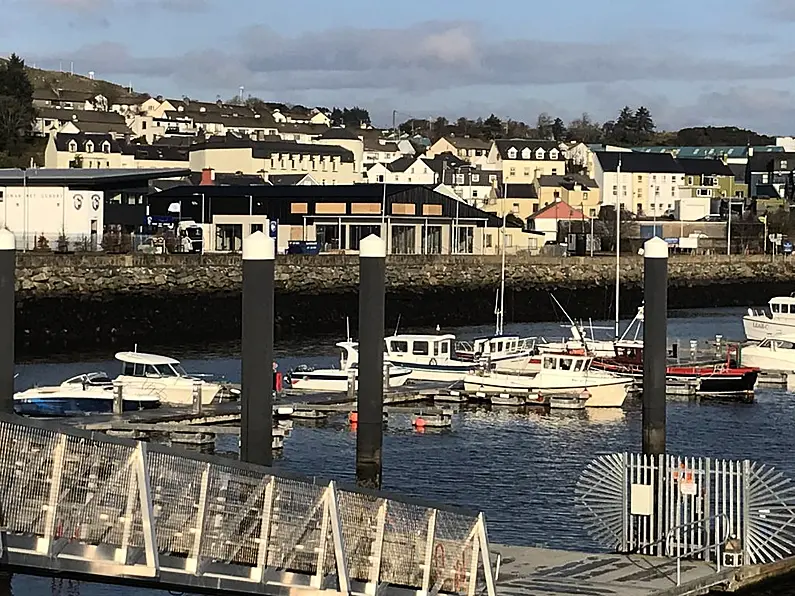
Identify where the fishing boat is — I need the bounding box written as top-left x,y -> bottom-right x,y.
288,341 -> 412,392
743,295 -> 795,341
740,337 -> 795,372
113,351 -> 239,406
464,353 -> 632,408
14,373 -> 160,417
593,343 -> 757,398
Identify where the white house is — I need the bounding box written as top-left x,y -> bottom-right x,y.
594,151 -> 686,217
526,199 -> 590,245
365,156 -> 436,184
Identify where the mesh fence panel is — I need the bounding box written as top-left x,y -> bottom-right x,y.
429,511 -> 478,595
379,501 -> 432,587
0,418 -> 486,592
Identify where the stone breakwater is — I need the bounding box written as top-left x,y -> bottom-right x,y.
14,253 -> 795,357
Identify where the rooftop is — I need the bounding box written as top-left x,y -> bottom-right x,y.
0,167 -> 191,186
596,151 -> 684,174
529,200 -> 589,220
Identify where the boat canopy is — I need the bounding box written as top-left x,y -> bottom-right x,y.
115,352 -> 181,366
769,296 -> 795,315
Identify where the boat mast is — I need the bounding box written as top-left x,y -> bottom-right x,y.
614,154 -> 622,340
496,181 -> 507,336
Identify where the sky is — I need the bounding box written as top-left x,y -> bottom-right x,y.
1,0 -> 794,134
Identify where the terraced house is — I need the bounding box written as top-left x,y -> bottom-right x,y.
488,140 -> 566,184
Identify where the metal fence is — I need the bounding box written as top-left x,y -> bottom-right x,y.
0,415 -> 495,596
575,453 -> 795,568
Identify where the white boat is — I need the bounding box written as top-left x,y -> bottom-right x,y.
289,342 -> 412,392
14,373 -> 160,417
740,337 -> 795,372
384,333 -> 532,382
114,351 -> 237,406
744,295 -> 795,341
464,353 -> 633,408
489,393 -> 529,406
548,392 -> 588,410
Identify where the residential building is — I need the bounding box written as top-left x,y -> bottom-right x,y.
45,133 -> 125,169
0,167 -> 189,248
594,152 -> 686,218
275,122 -> 330,143
747,151 -> 795,201
678,158 -> 746,202
32,89 -> 108,111
566,142 -> 631,178
314,128 -> 365,176
35,108 -> 132,137
526,200 -> 590,245
487,140 -> 566,184
188,136 -> 360,185
535,174 -> 601,217
267,104 -> 331,126
429,157 -> 500,208
121,143 -> 190,169
365,155 -> 436,185
147,183 -> 529,254
362,135 -> 403,165
426,136 -> 491,166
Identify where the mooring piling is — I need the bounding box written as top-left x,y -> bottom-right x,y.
642,236 -> 668,456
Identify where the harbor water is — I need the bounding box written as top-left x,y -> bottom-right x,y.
10,306 -> 795,595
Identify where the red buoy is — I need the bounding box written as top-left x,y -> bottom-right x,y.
349,411 -> 358,423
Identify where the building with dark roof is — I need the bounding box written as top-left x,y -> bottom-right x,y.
677,158 -> 747,201
189,135 -> 360,185
146,183 -> 534,255
426,136 -> 492,163
747,151 -> 795,200
535,174 -> 601,218
34,107 -> 132,137
487,139 -> 566,184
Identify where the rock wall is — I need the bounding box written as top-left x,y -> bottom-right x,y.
14,253 -> 795,357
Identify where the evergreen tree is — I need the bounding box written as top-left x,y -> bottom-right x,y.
634,106 -> 655,143
551,117 -> 567,141
482,114 -> 503,139
0,54 -> 34,152
536,112 -> 554,139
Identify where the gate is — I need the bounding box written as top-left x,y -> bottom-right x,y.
576,453 -> 795,566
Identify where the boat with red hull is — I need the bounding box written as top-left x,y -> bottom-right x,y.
591,344 -> 757,402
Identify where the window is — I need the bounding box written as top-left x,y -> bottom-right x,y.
441,342 -> 449,354
535,148 -> 545,159
549,149 -> 559,159
472,190 -> 478,198
68,140 -> 78,152
781,160 -> 788,169
521,147 -> 531,159
696,188 -> 712,197
583,192 -> 589,200
560,358 -> 572,371
703,176 -> 717,187
553,190 -> 560,199
456,174 -> 465,185
513,203 -> 520,210
687,176 -> 693,185
485,233 -> 493,248
251,224 -> 264,234
637,175 -> 642,183
782,304 -> 789,314
652,175 -> 657,183
85,141 -> 94,153
551,168 -> 558,175
0,191 -> 3,202
637,203 -> 643,213
589,208 -> 596,217
472,174 -> 480,183
509,167 -> 516,176
533,203 -> 539,213
543,357 -> 557,370
523,168 -> 530,176
349,224 -> 381,250
316,224 -> 341,251
390,340 -> 408,353
489,175 -> 497,183
412,341 -> 429,356
507,147 -> 517,159
772,303 -> 781,314
613,185 -> 617,195
101,141 -> 111,153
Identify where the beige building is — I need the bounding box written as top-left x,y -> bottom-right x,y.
45,133 -> 124,169
189,137 -> 360,184
487,140 -> 566,184
535,174 -> 601,217
426,136 -> 491,166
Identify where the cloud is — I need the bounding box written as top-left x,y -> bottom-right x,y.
756,0 -> 795,20
28,0 -> 206,11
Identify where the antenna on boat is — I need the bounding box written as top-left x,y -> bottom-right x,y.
345,317 -> 351,343
550,294 -> 591,355
134,343 -> 138,353
494,288 -> 503,336
394,314 -> 401,336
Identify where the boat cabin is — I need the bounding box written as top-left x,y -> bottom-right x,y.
116,352 -> 190,379
540,353 -> 593,372
385,334 -> 456,361
456,335 -> 534,362
767,296 -> 795,319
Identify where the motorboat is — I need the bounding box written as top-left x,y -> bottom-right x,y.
740,338 -> 795,372
384,333 -> 533,382
288,341 -> 412,392
14,372 -> 160,417
464,353 -> 633,408
114,351 -> 239,406
743,295 -> 795,341
593,343 -> 758,398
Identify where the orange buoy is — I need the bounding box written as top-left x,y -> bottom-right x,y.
349,411 -> 358,423
414,416 -> 426,428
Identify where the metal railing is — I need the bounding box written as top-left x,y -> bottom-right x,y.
665,514 -> 731,586
0,414 -> 497,596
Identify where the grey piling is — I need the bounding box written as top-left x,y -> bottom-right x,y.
357,234 -> 386,489
0,229 -> 14,415
241,230 -> 275,467
192,379 -> 202,415
642,237 -> 668,456
112,380 -> 123,415
347,370 -> 356,402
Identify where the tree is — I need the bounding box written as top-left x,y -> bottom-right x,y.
0,54 -> 34,152
551,117 -> 567,141
482,114 -> 503,139
568,112 -> 603,143
536,112 -> 554,139
93,80 -> 121,107
634,106 -> 655,143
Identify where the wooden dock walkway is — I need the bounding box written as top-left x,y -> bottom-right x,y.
493,544 -> 795,595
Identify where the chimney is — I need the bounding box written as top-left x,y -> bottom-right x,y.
200,168 -> 215,186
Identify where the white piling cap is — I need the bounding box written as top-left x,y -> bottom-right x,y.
359,234 -> 386,258
242,230 -> 275,260
643,236 -> 668,259
0,228 -> 15,251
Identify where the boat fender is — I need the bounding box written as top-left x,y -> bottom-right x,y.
429,358 -> 437,366
349,411 -> 358,424
414,416 -> 426,428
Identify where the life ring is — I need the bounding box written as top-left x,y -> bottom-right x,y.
429,358 -> 438,366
